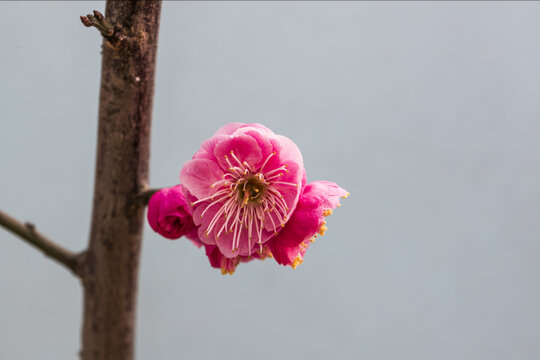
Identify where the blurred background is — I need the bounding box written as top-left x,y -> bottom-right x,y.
1,1 -> 540,359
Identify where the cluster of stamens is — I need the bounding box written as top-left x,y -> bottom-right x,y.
192,150 -> 298,254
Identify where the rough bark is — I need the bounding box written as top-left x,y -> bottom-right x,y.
80,1 -> 162,359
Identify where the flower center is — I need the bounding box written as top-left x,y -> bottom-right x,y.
236,175 -> 267,206
191,150 -> 298,255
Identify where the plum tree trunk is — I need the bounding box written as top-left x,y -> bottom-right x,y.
80,1 -> 162,359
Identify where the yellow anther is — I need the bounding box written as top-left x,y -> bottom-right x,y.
291,255 -> 303,269
284,164 -> 288,168
322,209 -> 333,217
318,224 -> 328,236
224,155 -> 228,159
342,192 -> 350,199
310,237 -> 315,243
273,151 -> 276,155
281,224 -> 285,227
221,267 -> 235,275
337,203 -> 341,208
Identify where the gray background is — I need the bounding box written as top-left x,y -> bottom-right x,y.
1,1 -> 539,359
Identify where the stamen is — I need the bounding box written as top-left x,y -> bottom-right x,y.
258,151 -> 276,174
192,189 -> 230,206
263,166 -> 287,177
265,173 -> 284,181
230,150 -> 246,170
291,255 -> 303,269
270,181 -> 298,187
206,204 -> 228,234
243,161 -> 252,173
199,193 -> 232,218
318,223 -> 328,236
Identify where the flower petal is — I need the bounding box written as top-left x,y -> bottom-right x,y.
304,180 -> 349,211
179,158 -> 223,199
204,245 -> 240,275
214,134 -> 263,171
268,181 -> 348,267
215,122 -> 275,137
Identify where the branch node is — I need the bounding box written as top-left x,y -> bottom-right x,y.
25,222 -> 35,231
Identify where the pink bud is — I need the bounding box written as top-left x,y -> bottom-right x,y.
147,185 -> 198,241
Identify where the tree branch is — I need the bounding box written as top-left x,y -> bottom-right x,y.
80,2 -> 162,358
0,210 -> 82,276
136,187 -> 162,205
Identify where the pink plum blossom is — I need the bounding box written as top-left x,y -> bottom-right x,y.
148,123 -> 348,274
179,123 -> 305,259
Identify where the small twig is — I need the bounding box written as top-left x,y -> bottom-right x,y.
136,187 -> 163,206
0,210 -> 83,277
81,10 -> 126,48
80,10 -> 114,36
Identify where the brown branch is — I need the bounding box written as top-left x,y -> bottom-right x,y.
80,1 -> 162,359
136,187 -> 163,205
0,210 -> 82,276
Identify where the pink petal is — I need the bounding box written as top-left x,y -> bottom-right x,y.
269,181 -> 348,267
179,158 -> 223,199
268,238 -> 311,268
214,134 -> 263,171
192,134 -> 228,162
215,122 -> 275,137
204,245 -> 240,275
204,243 -> 272,275
302,180 -> 349,211
213,224 -> 275,258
